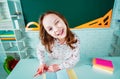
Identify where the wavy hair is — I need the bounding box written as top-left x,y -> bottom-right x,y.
39,11 -> 77,53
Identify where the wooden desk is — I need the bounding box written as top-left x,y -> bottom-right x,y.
7,57 -> 120,79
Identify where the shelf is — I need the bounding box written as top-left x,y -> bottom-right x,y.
0,30 -> 14,35
5,46 -> 18,52
0,35 -> 15,38
4,47 -> 28,53
21,47 -> 28,52
0,19 -> 14,30
18,37 -> 25,42
20,51 -> 29,59
0,30 -> 24,41
0,0 -> 27,59
0,44 -> 4,51
0,30 -> 15,40
1,37 -> 26,42
1,40 -> 16,43
2,41 -> 26,51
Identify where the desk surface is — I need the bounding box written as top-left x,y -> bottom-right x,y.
7,57 -> 120,79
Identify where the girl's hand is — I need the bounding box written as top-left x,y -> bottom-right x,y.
34,64 -> 48,77
47,64 -> 60,72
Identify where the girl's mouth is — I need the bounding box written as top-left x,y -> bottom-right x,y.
60,29 -> 64,35
56,29 -> 64,37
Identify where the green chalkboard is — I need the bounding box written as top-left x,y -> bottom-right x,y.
20,0 -> 114,28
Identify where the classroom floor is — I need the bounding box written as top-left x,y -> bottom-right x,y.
0,62 -> 8,79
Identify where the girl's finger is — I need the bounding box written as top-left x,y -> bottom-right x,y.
48,66 -> 54,72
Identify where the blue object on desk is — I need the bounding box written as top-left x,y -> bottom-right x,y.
56,69 -> 69,79
46,72 -> 57,79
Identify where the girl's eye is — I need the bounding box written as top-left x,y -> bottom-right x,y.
49,27 -> 52,31
55,20 -> 59,25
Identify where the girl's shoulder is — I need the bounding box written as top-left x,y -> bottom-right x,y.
73,33 -> 80,41
37,41 -> 45,50
73,33 -> 80,46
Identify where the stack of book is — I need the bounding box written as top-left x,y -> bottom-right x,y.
92,58 -> 114,74
0,30 -> 15,41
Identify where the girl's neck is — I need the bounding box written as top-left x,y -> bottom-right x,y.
58,38 -> 65,44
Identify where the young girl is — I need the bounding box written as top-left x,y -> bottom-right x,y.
34,11 -> 80,77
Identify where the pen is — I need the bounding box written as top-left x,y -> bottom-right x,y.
34,66 -> 48,78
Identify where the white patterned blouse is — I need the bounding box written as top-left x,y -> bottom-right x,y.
36,34 -> 80,70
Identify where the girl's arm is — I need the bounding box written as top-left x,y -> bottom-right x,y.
59,48 -> 80,69
47,40 -> 80,72
34,43 -> 47,76
36,43 -> 46,65
59,38 -> 80,69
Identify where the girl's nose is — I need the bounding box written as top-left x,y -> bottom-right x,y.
54,27 -> 59,35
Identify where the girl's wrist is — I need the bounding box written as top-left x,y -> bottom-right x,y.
58,64 -> 63,70
58,65 -> 61,70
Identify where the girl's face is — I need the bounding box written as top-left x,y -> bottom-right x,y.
42,14 -> 67,40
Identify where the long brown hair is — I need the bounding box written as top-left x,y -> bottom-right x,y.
39,11 -> 77,53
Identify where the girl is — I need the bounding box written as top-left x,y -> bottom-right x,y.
34,11 -> 80,77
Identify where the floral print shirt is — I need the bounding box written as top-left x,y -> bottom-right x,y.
36,34 -> 80,69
